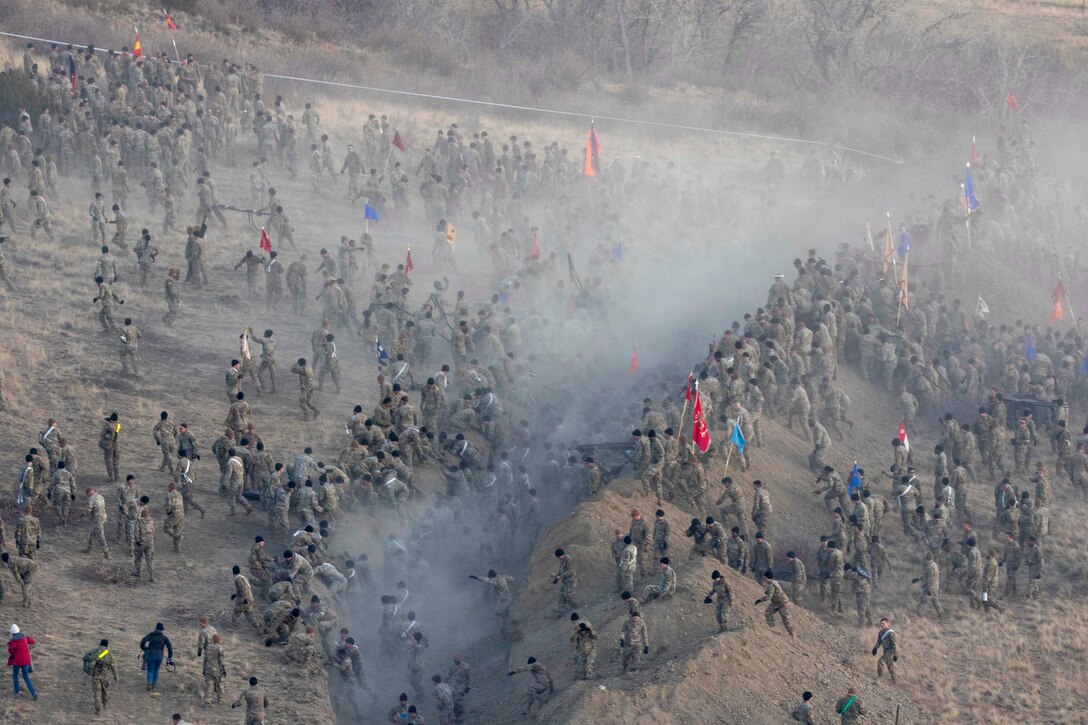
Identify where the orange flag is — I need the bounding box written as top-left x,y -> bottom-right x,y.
628,344 -> 639,374
1048,280 -> 1066,324
133,32 -> 143,58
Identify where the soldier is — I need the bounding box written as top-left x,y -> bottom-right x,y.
843,563 -> 872,627
616,535 -> 638,595
750,531 -> 773,583
469,569 -> 520,639
317,333 -> 342,393
703,570 -> 734,633
755,570 -> 795,637
201,633 -> 227,704
651,509 -> 670,564
234,250 -> 266,294
715,476 -> 749,539
230,676 -> 269,723
81,486 -> 109,559
291,358 -> 320,420
791,691 -> 816,724
726,528 -> 749,574
231,565 -> 261,630
835,687 -> 865,723
643,557 -> 676,601
1024,536 -> 1043,599
251,329 -> 278,393
133,508 -> 155,582
980,549 -> 1006,613
787,550 -> 807,605
871,617 -> 898,682
2,552 -> 37,608
163,481 -> 185,553
14,506 -> 40,559
89,638 -> 118,715
552,548 -> 576,616
506,657 -> 553,717
49,460 -> 75,526
751,479 -> 772,535
570,613 -> 597,680
98,412 -> 122,482
620,610 -> 649,674
912,551 -> 943,618
827,540 -> 845,613
162,267 -> 180,326
152,411 -> 178,471
1000,531 -> 1022,598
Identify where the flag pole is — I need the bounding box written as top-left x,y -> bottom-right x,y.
164,10 -> 181,64
865,219 -> 874,252
379,129 -> 396,180
133,25 -> 139,57
962,182 -> 972,250
896,250 -> 908,326
1061,277 -> 1078,325
363,197 -> 369,233
678,369 -> 693,435
886,212 -> 899,285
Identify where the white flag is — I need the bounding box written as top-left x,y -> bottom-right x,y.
976,295 -> 990,316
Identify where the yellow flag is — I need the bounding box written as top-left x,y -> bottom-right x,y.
446,223 -> 457,248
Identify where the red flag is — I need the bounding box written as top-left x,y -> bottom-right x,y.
692,384 -> 711,453
165,11 -> 177,30
259,227 -> 272,252
391,130 -> 405,152
1006,92 -> 1020,111
133,34 -> 143,58
1049,280 -> 1066,324
531,230 -> 541,259
405,248 -> 414,275
684,372 -> 694,402
69,56 -> 77,96
584,123 -> 600,177
970,136 -> 978,165
629,345 -> 639,375
897,422 -> 910,452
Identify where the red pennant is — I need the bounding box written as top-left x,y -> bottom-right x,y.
692,385 -> 711,453
531,230 -> 541,259
684,372 -> 694,402
1049,280 -> 1066,324
629,345 -> 639,375
405,248 -> 414,275
259,227 -> 272,253
1006,92 -> 1020,111
897,422 -> 910,452
392,131 -> 405,152
165,12 -> 177,30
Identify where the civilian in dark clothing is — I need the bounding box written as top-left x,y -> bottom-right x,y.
139,623 -> 173,691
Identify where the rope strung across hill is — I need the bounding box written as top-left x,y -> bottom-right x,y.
0,29 -> 905,165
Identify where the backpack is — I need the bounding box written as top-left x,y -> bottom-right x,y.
83,649 -> 98,675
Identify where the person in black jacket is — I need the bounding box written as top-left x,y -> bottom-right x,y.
139,622 -> 173,691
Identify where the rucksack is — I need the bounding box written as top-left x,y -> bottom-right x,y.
82,650 -> 97,675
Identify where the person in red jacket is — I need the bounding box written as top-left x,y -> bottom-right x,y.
7,624 -> 36,700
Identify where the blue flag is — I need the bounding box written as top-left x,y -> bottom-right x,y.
377,341 -> 389,367
965,166 -> 979,211
897,227 -> 911,257
1083,356 -> 1088,374
729,423 -> 746,453
364,203 -> 379,222
848,464 -> 861,496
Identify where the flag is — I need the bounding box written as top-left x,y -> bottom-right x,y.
865,220 -> 874,252
882,215 -> 894,275
897,422 -> 910,452
628,345 -> 639,375
133,33 -> 143,58
405,248 -> 414,275
729,422 -> 746,453
691,382 -> 711,453
446,223 -> 457,247
531,230 -> 541,259
165,11 -> 177,30
970,136 -> 978,165
976,295 -> 990,317
684,371 -> 694,402
391,130 -> 405,152
848,463 -> 861,496
377,341 -> 389,367
68,55 -> 76,95
1048,280 -> 1066,325
364,203 -> 379,222
1083,355 -> 1088,375
584,122 -> 601,177
897,226 -> 911,257
1006,92 -> 1020,111
964,165 -> 979,212
1026,338 -> 1037,362
258,227 -> 272,252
